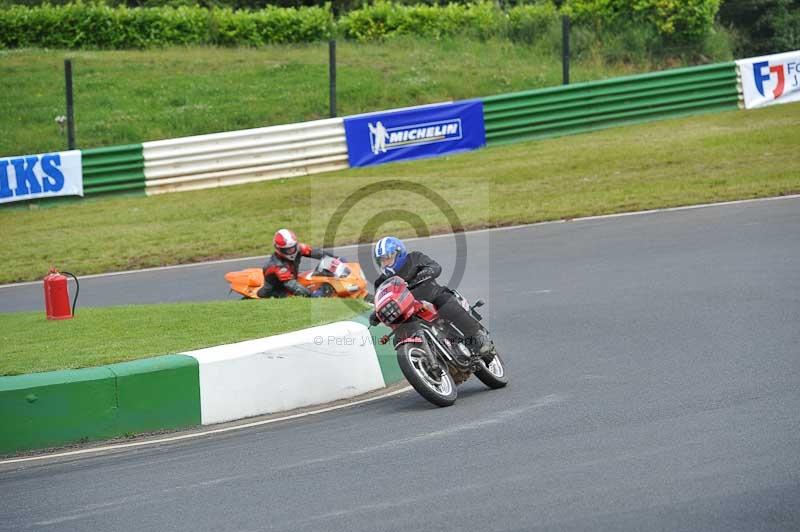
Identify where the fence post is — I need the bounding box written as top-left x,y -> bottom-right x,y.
328,2 -> 338,119
329,39 -> 337,118
562,15 -> 570,85
64,59 -> 76,150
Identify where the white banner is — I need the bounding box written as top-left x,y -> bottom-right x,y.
737,50 -> 800,109
0,150 -> 83,204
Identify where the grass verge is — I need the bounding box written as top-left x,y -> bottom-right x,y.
2,103 -> 798,285
0,298 -> 367,376
0,39 -> 730,156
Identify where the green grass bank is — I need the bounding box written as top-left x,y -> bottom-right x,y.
0,298 -> 367,375
2,103 -> 798,285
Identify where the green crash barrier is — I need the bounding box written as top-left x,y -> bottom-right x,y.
0,355 -> 200,455
81,143 -> 145,196
107,355 -> 201,437
0,367 -> 117,455
352,312 -> 404,386
482,62 -> 740,146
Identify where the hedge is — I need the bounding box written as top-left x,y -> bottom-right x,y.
0,3 -> 333,48
0,1 -> 722,49
563,0 -> 721,42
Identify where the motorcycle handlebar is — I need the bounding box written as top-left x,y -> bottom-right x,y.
407,276 -> 432,289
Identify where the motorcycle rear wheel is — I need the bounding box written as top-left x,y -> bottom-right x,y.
397,344 -> 457,407
474,352 -> 509,389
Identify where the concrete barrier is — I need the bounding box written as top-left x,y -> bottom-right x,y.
0,355 -> 201,455
186,320 -> 387,425
0,315 -> 401,455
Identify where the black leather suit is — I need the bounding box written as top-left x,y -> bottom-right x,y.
373,251 -> 481,341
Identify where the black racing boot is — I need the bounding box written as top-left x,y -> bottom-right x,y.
475,331 -> 497,362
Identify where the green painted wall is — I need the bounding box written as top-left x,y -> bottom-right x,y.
108,355 -> 201,436
352,313 -> 404,385
0,355 -> 200,456
0,367 -> 118,455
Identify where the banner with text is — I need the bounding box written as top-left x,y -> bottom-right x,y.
1,150 -> 83,204
736,50 -> 800,109
344,100 -> 485,167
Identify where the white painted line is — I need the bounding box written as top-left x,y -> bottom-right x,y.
0,255 -> 270,289
2,193 -> 798,290
402,193 -> 800,243
0,386 -> 412,466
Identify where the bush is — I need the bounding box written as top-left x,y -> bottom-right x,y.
564,0 -> 721,42
337,1 -> 505,41
718,0 -> 800,56
507,3 -> 559,44
0,1 -> 724,50
0,3 -> 332,48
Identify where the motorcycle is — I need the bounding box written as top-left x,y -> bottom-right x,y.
373,276 -> 508,407
225,256 -> 370,300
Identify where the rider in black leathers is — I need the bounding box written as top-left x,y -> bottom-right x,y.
369,236 -> 495,357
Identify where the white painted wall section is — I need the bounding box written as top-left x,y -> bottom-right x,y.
184,320 -> 385,425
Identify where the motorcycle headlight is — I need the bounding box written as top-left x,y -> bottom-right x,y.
377,300 -> 401,323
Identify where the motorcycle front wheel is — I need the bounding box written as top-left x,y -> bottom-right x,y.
397,343 -> 457,407
474,352 -> 509,389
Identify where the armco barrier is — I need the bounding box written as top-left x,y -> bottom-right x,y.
9,61 -> 745,202
142,118 -> 349,195
81,144 -> 146,196
7,61 -> 747,203
0,355 -> 200,455
481,62 -> 740,146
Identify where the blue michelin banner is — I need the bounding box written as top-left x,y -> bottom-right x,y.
343,100 -> 485,168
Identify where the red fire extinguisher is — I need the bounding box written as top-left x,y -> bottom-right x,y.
43,268 -> 79,320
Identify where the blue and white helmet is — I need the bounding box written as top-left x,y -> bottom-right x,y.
374,236 -> 408,275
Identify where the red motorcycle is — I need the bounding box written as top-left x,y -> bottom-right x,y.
373,276 -> 508,407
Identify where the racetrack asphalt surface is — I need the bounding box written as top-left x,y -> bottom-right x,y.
1,197 -> 799,531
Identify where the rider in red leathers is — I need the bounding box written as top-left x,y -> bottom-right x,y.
257,229 -> 337,298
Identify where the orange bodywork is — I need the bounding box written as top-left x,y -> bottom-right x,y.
225,262 -> 369,300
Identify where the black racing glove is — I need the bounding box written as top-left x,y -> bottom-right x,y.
411,267 -> 436,287
368,311 -> 380,326
285,279 -> 312,297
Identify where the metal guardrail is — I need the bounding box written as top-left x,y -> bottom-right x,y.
66,62 -> 743,198
481,62 -> 740,146
141,118 -> 349,195
81,144 -> 145,196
